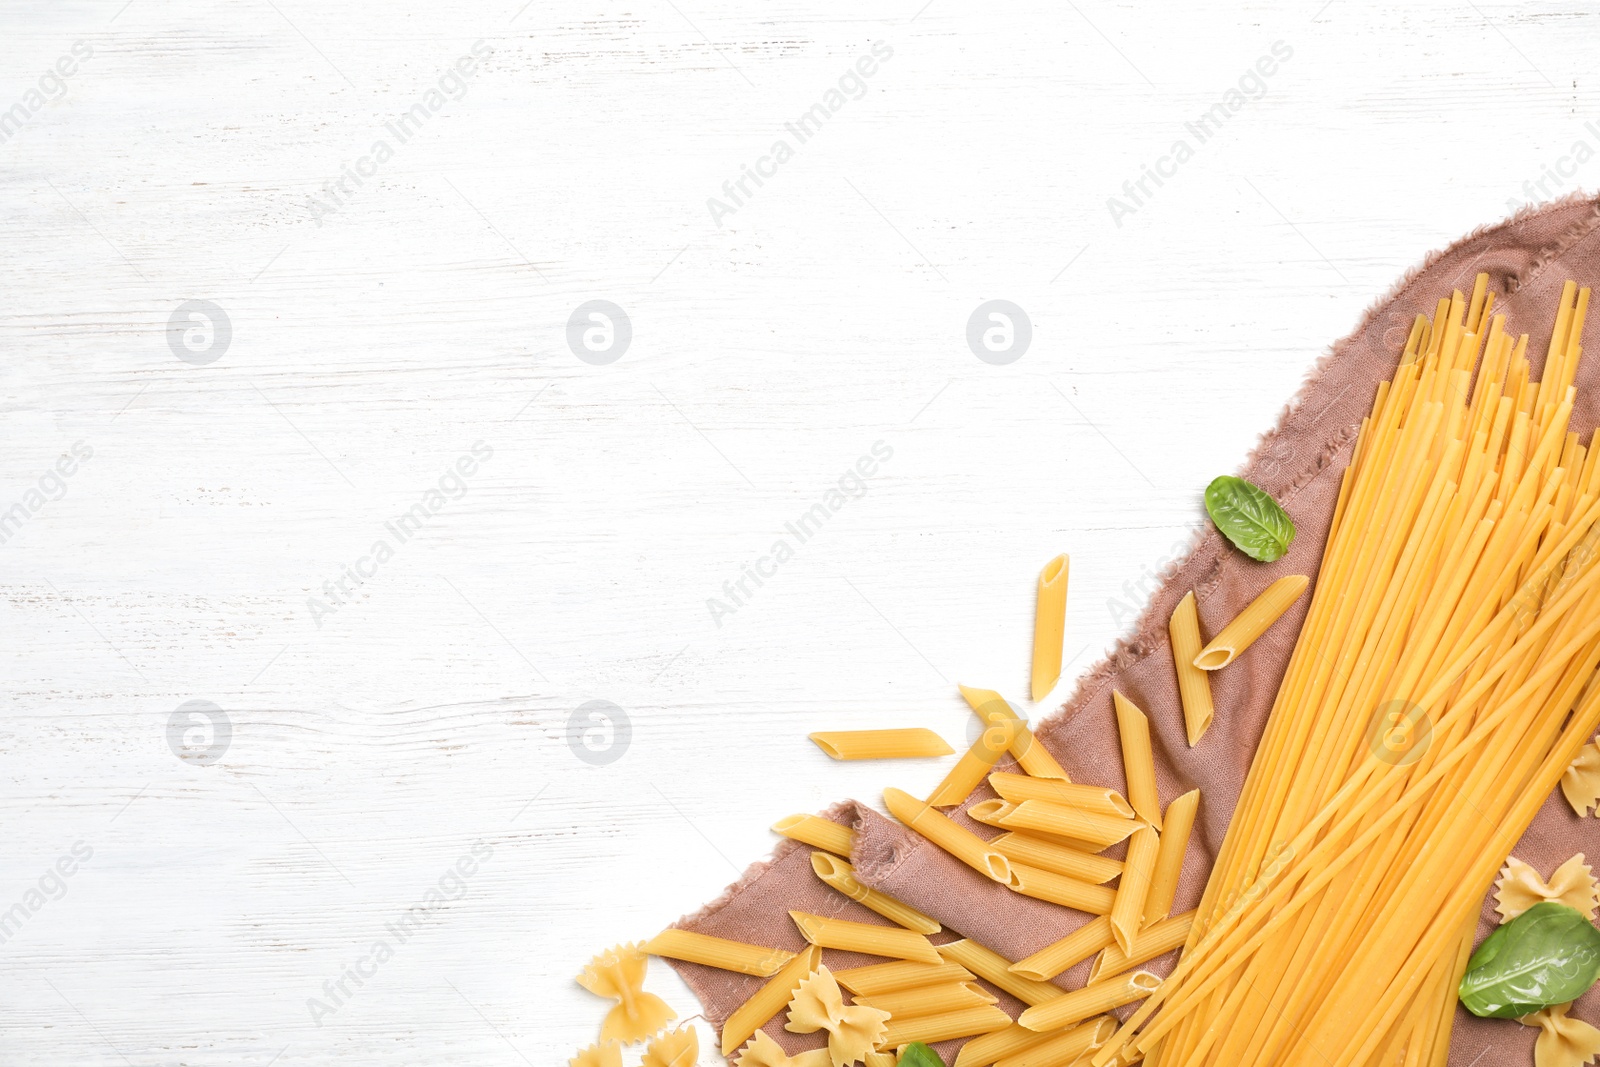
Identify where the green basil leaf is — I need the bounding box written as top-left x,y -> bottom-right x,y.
1458,902 -> 1600,1018
897,1042 -> 946,1067
1205,475 -> 1296,562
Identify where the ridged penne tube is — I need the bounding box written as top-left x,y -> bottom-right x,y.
1168,591 -> 1215,745
995,1016 -> 1115,1067
809,852 -> 941,935
928,738 -> 1008,807
808,728 -> 954,760
988,773 -> 1135,818
880,1004 -> 1014,1046
772,813 -> 855,857
998,799 -> 1141,849
1096,1045 -> 1142,1067
719,944 -> 820,1054
1009,915 -> 1116,981
990,831 -> 1123,884
1087,910 -> 1195,983
1191,573 -> 1310,670
863,1053 -> 897,1067
1109,825 -> 1160,953
642,929 -> 794,977
966,798 -> 1019,828
1009,863 -> 1118,914
883,787 -> 1012,882
1142,789 -> 1197,925
1031,554 -> 1070,700
959,685 -> 1071,780
953,1023 -> 1058,1067
833,959 -> 975,997
1017,970 -> 1160,1031
788,910 -> 941,963
1112,692 -> 1162,829
938,939 -> 1067,1005
855,981 -> 997,1018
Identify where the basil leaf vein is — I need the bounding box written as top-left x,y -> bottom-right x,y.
1458,902 -> 1600,1018
1205,475 -> 1296,563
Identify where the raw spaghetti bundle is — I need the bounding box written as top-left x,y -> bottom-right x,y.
1094,275 -> 1600,1067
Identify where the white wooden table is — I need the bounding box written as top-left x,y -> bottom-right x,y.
2,0 -> 1594,1062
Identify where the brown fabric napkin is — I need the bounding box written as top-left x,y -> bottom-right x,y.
668,195 -> 1600,1066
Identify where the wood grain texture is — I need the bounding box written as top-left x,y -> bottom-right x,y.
3,0 -> 1598,1062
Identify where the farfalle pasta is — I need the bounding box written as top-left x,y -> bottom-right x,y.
784,965 -> 889,1067
569,1042 -> 624,1067
576,942 -> 676,1043
1494,855 -> 1600,923
1564,740 -> 1600,817
735,1031 -> 832,1067
640,1025 -> 699,1067
1522,1002 -> 1600,1067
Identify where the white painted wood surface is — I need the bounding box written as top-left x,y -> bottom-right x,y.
3,0 -> 1597,1062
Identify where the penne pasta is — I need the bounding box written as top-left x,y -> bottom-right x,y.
808,728 -> 954,761
1097,1046 -> 1142,1067
1143,790 -> 1198,925
960,685 -> 1072,780
1191,573 -> 1310,670
1112,692 -> 1163,829
966,798 -> 1020,828
1017,970 -> 1160,1031
938,939 -> 1067,1006
953,1023 -> 1059,1067
1009,863 -> 1118,914
880,1004 -> 1014,1046
719,944 -> 821,1054
883,787 -> 1012,882
928,738 -> 1010,807
995,1016 -> 1116,1067
833,959 -> 975,997
1168,590 -> 1215,745
1087,910 -> 1195,983
788,910 -> 941,963
990,831 -> 1123,884
642,929 -> 794,977
1109,826 -> 1160,954
809,852 -> 942,935
772,813 -> 856,857
1031,554 -> 1070,700
988,772 -> 1135,818
997,798 -> 1141,849
863,1053 -> 897,1067
1009,914 -> 1116,981
855,981 -> 997,1018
